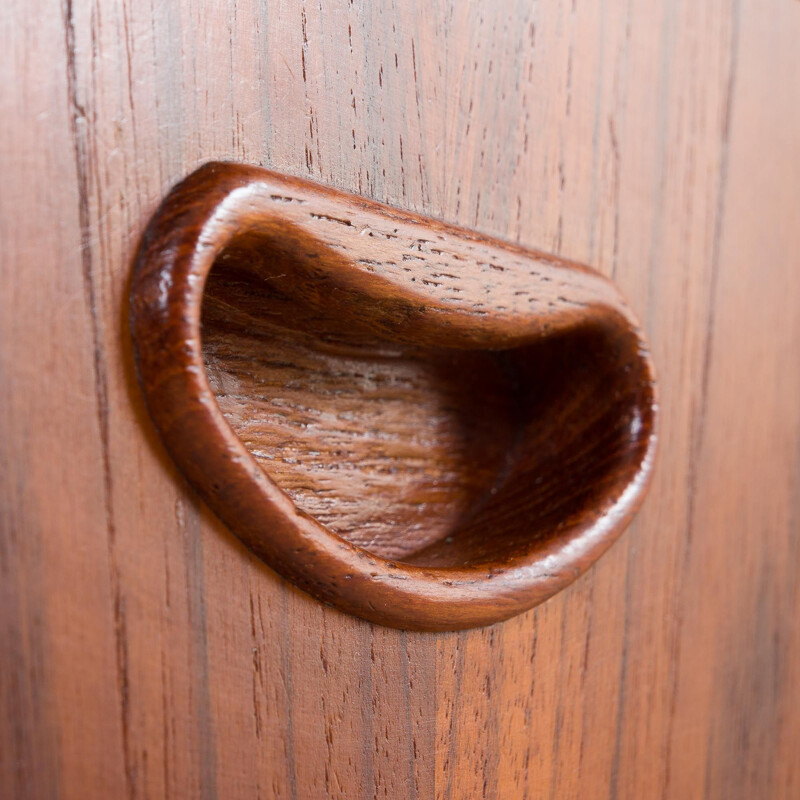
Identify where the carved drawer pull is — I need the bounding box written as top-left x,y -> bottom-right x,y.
130,162 -> 657,630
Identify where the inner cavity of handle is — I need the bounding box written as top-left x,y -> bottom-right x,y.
200,226 -> 652,567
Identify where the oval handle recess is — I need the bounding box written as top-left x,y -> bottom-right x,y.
130,162 -> 657,631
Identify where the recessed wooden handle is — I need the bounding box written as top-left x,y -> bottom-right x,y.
130,162 -> 657,631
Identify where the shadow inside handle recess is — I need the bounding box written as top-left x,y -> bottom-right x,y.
200,227 -> 653,568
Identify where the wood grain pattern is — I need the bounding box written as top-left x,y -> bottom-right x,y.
130,162 -> 656,629
1,0 -> 799,797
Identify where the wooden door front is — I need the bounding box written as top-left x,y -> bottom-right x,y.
2,2 -> 799,798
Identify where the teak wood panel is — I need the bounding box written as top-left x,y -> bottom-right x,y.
1,1 -> 799,799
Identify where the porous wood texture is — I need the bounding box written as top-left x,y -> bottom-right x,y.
131,163 -> 655,629
2,0 -> 799,797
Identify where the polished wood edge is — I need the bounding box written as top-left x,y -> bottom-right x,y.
129,161 -> 658,630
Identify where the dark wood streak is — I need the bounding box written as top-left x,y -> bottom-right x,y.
63,2 -> 136,798
660,6 -> 743,797
178,498 -> 218,800
130,162 -> 657,631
